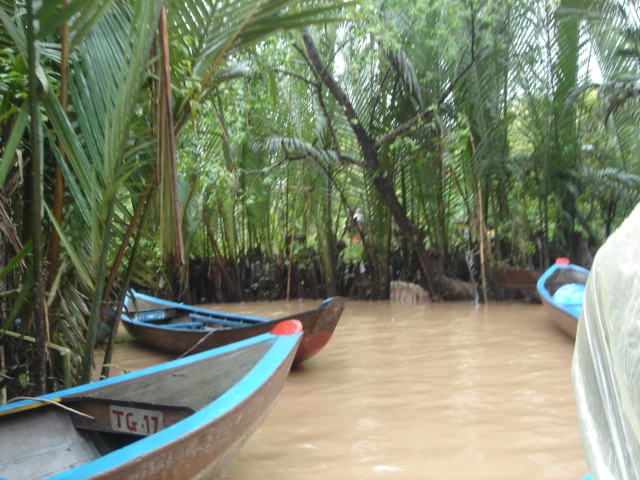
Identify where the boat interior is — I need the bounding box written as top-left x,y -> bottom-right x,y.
544,269 -> 589,296
0,342 -> 271,480
132,307 -> 258,330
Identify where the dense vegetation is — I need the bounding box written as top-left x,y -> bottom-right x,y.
0,0 -> 639,395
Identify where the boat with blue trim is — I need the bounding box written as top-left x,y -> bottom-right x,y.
0,320 -> 302,480
121,290 -> 345,364
536,258 -> 590,338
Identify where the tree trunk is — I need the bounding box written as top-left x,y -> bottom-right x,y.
302,29 -> 474,300
27,0 -> 48,394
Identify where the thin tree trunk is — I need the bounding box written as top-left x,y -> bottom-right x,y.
476,179 -> 488,303
99,169 -> 158,379
27,0 -> 48,394
81,200 -> 115,383
286,197 -> 300,301
45,0 -> 69,294
470,129 -> 488,303
203,210 -> 239,300
100,192 -> 154,380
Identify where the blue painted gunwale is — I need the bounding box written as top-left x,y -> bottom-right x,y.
536,261 -> 590,320
0,327 -> 302,480
124,289 -> 270,326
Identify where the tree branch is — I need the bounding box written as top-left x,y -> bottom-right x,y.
301,28 -> 379,171
374,48 -> 485,150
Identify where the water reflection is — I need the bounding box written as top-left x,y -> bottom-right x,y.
111,299 -> 586,479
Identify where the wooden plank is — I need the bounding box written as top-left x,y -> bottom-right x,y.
188,313 -> 253,328
134,309 -> 257,328
69,399 -> 193,435
134,309 -> 176,322
161,322 -> 208,329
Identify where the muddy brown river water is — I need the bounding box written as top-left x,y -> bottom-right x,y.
109,299 -> 588,480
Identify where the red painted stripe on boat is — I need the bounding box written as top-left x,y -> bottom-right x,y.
271,319 -> 303,336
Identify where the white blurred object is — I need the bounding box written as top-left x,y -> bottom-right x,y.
573,202 -> 640,479
389,280 -> 429,303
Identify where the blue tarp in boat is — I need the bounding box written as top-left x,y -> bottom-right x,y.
553,283 -> 585,307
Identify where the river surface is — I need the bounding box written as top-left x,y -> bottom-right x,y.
110,299 -> 588,480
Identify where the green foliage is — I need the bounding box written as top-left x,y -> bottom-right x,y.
2,0 -> 640,394
0,0 -> 353,393
183,0 -> 640,299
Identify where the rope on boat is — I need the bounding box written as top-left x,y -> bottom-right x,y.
179,328 -> 219,358
8,396 -> 95,420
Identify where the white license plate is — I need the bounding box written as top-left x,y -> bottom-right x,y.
109,405 -> 164,435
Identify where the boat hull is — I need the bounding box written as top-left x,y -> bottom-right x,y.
0,323 -> 302,480
490,267 -> 542,299
122,292 -> 345,363
536,259 -> 590,339
540,295 -> 580,338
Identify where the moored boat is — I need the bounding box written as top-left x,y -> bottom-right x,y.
0,320 -> 302,480
122,290 -> 345,364
489,267 -> 542,300
536,258 -> 589,338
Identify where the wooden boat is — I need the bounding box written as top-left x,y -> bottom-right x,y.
489,267 -> 542,300
121,290 -> 345,364
0,320 -> 302,480
536,258 -> 590,338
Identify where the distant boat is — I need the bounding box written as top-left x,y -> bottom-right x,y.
121,290 -> 345,364
95,320 -> 111,344
489,267 -> 542,300
536,258 -> 590,338
0,320 -> 303,480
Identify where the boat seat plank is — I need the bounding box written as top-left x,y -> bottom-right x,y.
133,309 -> 256,328
187,313 -> 253,328
67,398 -> 194,435
161,321 -> 210,329
134,308 -> 177,322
